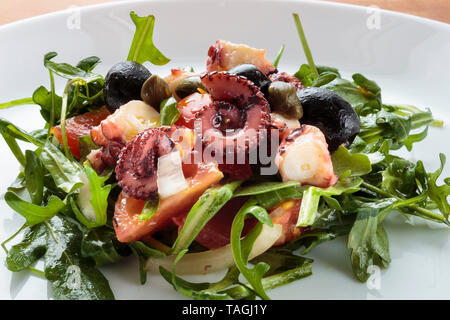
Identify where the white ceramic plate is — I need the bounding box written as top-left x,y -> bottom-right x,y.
0,0 -> 449,300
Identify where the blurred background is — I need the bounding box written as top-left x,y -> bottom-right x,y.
0,0 -> 449,25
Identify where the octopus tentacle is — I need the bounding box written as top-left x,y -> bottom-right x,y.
115,128 -> 175,199
197,72 -> 271,154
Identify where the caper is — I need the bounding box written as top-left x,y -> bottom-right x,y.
175,76 -> 206,99
141,74 -> 171,109
267,81 -> 303,119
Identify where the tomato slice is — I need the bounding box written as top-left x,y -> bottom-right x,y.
113,163 -> 224,243
175,93 -> 212,129
51,106 -> 110,159
269,199 -> 305,247
173,197 -> 256,249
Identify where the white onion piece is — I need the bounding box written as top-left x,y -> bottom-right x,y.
157,151 -> 188,199
144,224 -> 282,275
76,172 -> 96,222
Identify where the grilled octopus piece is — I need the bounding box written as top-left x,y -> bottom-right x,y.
197,71 -> 271,156
115,128 -> 175,200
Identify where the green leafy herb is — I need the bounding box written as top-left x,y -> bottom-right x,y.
292,13 -> 318,77
272,44 -> 285,69
0,117 -> 45,147
4,191 -> 65,226
32,85 -> 63,124
0,97 -> 35,109
82,163 -> 112,227
171,181 -> 242,254
6,215 -> 114,299
77,134 -> 100,162
234,181 -> 300,197
24,150 -> 44,205
160,97 -> 180,126
6,223 -> 47,272
297,147 -> 372,227
427,154 -> 450,218
81,228 -> 129,267
139,196 -> 159,221
40,140 -> 83,194
230,199 -> 273,300
127,12 -> 170,65
348,207 -> 391,282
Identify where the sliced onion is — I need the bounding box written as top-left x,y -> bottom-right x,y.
144,223 -> 282,275
157,150 -> 188,199
76,172 -> 96,222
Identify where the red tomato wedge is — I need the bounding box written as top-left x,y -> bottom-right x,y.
51,106 -> 110,159
173,197 -> 256,249
113,163 -> 224,243
175,92 -> 212,129
269,199 -> 305,247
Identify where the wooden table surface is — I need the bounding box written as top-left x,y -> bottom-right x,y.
0,0 -> 449,25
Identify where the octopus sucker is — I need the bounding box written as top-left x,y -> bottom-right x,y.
198,71 -> 271,155
115,128 -> 176,199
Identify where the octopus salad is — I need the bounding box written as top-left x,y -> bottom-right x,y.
1,12 -> 448,300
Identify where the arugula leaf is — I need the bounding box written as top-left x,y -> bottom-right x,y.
24,150 -> 44,205
171,181 -> 242,254
251,248 -> 313,276
139,196 -> 159,221
292,13 -> 318,77
427,154 -> 450,219
129,246 -> 148,285
82,163 -> 112,227
0,97 -> 35,109
234,181 -> 300,197
40,140 -> 83,194
332,146 -> 372,177
254,184 -> 302,209
6,224 -> 47,272
348,207 -> 391,282
6,215 -> 115,299
81,228 -> 129,267
127,12 -> 170,66
0,117 -> 45,147
4,191 -> 65,226
76,56 -> 101,73
44,52 -> 89,80
43,215 -> 115,299
128,241 -> 166,259
223,262 -> 312,300
323,77 -> 382,116
297,147 -> 371,227
230,199 -> 273,300
77,134 -> 100,162
32,85 -> 63,124
294,64 -> 315,87
272,44 -> 285,69
160,97 -> 180,126
1,131 -> 26,167
381,158 -> 418,199
285,224 -> 352,254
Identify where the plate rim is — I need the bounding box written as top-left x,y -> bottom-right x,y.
0,0 -> 449,34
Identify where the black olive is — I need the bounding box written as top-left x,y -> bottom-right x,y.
104,61 -> 152,111
228,64 -> 271,93
297,87 -> 360,153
